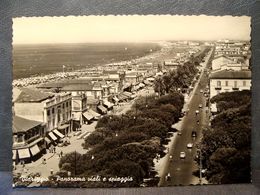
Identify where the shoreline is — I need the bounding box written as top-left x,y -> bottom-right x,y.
12,42 -> 166,88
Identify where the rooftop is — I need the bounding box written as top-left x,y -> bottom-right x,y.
213,55 -> 234,61
209,70 -> 251,79
61,84 -> 94,91
13,115 -> 43,133
15,88 -> 54,103
38,79 -> 92,89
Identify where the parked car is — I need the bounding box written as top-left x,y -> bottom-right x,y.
187,143 -> 193,149
165,173 -> 171,181
180,152 -> 186,159
199,104 -> 203,109
191,131 -> 197,137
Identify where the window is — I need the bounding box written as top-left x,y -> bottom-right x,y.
52,108 -> 54,114
57,109 -> 61,123
243,81 -> 247,86
62,103 -> 65,109
52,118 -> 55,127
66,102 -> 69,107
225,81 -> 228,86
217,81 -> 221,87
234,81 -> 237,88
17,134 -> 23,142
47,109 -> 50,116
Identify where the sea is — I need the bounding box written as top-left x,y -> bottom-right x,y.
12,42 -> 161,80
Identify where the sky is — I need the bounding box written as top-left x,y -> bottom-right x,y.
13,15 -> 251,44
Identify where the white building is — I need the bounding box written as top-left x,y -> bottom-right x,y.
211,55 -> 249,71
209,70 -> 251,99
14,88 -> 72,138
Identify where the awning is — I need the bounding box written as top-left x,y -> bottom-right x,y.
44,137 -> 51,144
49,132 -> 57,141
103,101 -> 114,109
88,109 -> 101,118
97,105 -> 107,113
58,124 -> 70,130
83,111 -> 94,121
122,91 -> 132,97
18,148 -> 31,159
30,145 -> 41,156
139,83 -> 145,88
54,129 -> 65,138
13,150 -> 17,160
113,96 -> 119,102
118,93 -> 128,101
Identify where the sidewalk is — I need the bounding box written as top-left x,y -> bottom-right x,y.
14,121 -> 97,180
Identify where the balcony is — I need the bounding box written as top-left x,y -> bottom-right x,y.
215,87 -> 222,90
232,87 -> 239,90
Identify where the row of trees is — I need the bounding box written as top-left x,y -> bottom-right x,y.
42,47 -> 209,187
42,92 -> 184,187
154,47 -> 210,96
199,90 -> 251,184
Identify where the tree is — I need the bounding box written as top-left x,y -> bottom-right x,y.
200,90 -> 251,184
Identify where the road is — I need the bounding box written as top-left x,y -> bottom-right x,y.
159,48 -> 214,186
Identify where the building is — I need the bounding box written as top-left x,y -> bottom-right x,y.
71,92 -> 88,130
209,70 -> 251,99
163,60 -> 180,71
14,88 -> 72,142
124,71 -> 143,84
211,55 -> 236,70
13,115 -> 46,164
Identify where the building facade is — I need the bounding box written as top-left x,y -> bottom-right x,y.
209,70 -> 251,99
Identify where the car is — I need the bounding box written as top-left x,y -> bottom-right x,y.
177,131 -> 182,135
165,173 -> 171,181
199,104 -> 202,109
200,89 -> 203,93
187,143 -> 193,149
195,110 -> 199,115
180,152 -> 186,159
191,131 -> 197,137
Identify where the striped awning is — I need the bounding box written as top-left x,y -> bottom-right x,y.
97,105 -> 107,113
54,129 -> 65,138
83,111 -> 94,121
44,137 -> 51,144
49,132 -> 57,141
88,109 -> 101,118
30,145 -> 41,156
18,148 -> 31,159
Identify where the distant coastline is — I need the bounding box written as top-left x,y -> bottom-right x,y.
13,42 -> 162,80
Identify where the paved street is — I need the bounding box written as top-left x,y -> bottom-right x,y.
159,48 -> 214,186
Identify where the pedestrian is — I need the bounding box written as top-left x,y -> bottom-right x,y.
53,146 -> 56,153
60,150 -> 63,157
50,168 -> 53,175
